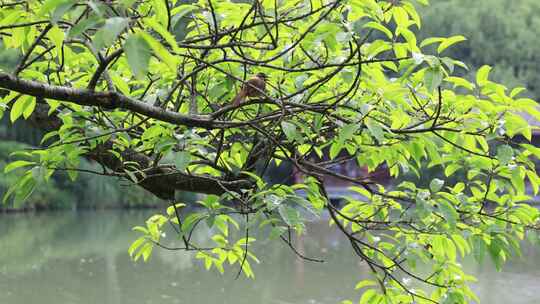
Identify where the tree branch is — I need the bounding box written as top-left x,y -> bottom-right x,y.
0,72 -> 221,128
26,103 -> 253,199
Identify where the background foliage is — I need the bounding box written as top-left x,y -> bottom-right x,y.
419,0 -> 540,99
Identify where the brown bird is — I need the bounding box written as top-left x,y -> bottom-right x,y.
232,73 -> 267,106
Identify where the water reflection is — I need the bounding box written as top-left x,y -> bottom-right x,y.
0,211 -> 539,304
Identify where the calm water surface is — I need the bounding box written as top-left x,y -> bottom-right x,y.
0,210 -> 539,304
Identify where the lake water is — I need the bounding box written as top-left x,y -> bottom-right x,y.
0,210 -> 539,304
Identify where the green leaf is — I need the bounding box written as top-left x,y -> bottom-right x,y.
281,121 -> 300,142
424,66 -> 443,92
269,226 -> 287,240
40,131 -> 59,145
50,1 -> 75,23
496,144 -> 513,165
443,291 -> 465,304
445,76 -> 474,90
437,35 -> 466,53
438,200 -> 458,229
12,173 -> 36,207
420,37 -> 444,48
151,0 -> 169,27
397,27 -> 418,51
171,4 -> 197,21
124,33 -> 152,79
214,214 -> 236,236
140,242 -> 153,262
339,124 -> 359,143
68,16 -> 101,38
3,180 -> 18,205
48,26 -> 64,50
511,167 -> 525,194
93,17 -> 129,50
488,238 -> 504,271
444,164 -> 460,176
174,151 -> 191,172
429,178 -> 444,193
472,235 -> 486,264
366,120 -> 384,143
128,237 -> 146,257
278,205 -> 302,227
363,21 -> 392,39
145,18 -> 179,52
140,32 -> 178,72
166,203 -> 186,216
329,142 -> 342,159
181,213 -> 205,234
39,0 -> 73,17
510,87 -> 526,98
355,280 -> 377,290
443,236 -> 457,261
170,5 -> 198,38
476,65 -> 492,85
451,234 -> 471,257
393,7 -> 410,28
288,195 -> 321,218
110,73 -> 130,95
265,194 -> 284,211
240,259 -> 254,278
4,160 -> 35,173
527,170 -> 540,195
359,289 -> 378,304
505,112 -> 531,141
22,97 -> 36,119
10,95 -> 34,122
142,125 -> 163,140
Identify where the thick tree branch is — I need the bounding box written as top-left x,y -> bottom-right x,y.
27,103 -> 253,199
0,72 -> 221,129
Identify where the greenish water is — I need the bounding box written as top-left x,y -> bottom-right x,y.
0,210 -> 539,304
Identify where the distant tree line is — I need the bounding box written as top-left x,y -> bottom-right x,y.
419,0 -> 540,99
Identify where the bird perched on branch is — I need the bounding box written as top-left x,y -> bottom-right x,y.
232,73 -> 267,106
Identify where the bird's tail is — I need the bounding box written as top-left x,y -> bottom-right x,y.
232,90 -> 247,106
